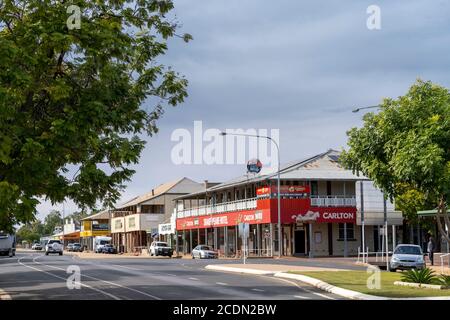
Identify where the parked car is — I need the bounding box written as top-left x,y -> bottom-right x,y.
31,242 -> 42,251
192,245 -> 218,259
0,232 -> 16,257
66,243 -> 74,251
101,244 -> 117,254
94,236 -> 111,253
72,243 -> 83,252
149,241 -> 173,257
45,240 -> 63,256
390,244 -> 426,271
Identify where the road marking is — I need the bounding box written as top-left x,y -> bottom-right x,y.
32,255 -> 162,300
17,255 -> 120,300
188,277 -> 199,281
251,288 -> 264,292
294,295 -> 311,299
110,264 -> 142,271
216,282 -> 228,286
268,276 -> 336,300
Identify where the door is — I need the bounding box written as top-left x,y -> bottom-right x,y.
294,230 -> 306,255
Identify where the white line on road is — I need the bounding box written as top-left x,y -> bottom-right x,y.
188,277 -> 199,281
251,288 -> 265,292
294,295 -> 311,299
32,255 -> 162,300
270,276 -> 336,300
17,255 -> 120,300
216,282 -> 228,286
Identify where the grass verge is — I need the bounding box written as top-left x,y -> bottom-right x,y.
289,271 -> 450,298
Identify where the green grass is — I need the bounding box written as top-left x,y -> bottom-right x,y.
289,271 -> 450,298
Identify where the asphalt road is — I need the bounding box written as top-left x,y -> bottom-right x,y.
0,252 -> 344,300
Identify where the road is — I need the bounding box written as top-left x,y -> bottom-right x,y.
0,252 -> 343,300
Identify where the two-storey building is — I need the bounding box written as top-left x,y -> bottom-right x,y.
110,177 -> 204,253
174,150 -> 403,257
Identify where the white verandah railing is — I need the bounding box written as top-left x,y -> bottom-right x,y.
177,198 -> 258,219
310,195 -> 356,207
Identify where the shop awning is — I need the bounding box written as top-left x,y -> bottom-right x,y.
417,209 -> 438,217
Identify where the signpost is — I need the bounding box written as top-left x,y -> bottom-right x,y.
238,222 -> 249,264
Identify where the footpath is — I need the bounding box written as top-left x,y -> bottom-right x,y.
205,263 -> 450,300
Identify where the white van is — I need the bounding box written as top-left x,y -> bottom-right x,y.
0,232 -> 16,257
94,236 -> 112,253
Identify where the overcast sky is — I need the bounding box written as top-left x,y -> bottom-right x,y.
36,0 -> 450,219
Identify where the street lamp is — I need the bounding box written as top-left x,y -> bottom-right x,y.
220,131 -> 282,258
353,105 -> 389,269
352,105 -> 380,113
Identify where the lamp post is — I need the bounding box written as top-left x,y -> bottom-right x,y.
353,104 -> 390,267
352,105 -> 380,113
220,131 -> 282,258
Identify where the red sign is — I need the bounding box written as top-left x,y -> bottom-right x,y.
289,207 -> 356,224
176,209 -> 271,230
256,185 -> 310,196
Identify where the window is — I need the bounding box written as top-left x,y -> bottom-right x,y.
310,181 -> 318,196
338,223 -> 354,240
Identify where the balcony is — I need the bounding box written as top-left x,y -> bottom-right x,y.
177,198 -> 258,218
310,195 -> 356,207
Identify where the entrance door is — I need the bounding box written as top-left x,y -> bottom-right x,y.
294,230 -> 306,255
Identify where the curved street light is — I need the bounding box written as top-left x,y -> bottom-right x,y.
220,131 -> 282,258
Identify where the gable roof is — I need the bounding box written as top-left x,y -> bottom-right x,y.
115,177 -> 200,209
175,149 -> 368,200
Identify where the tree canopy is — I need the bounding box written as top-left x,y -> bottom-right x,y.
341,79 -> 450,243
0,1 -> 191,232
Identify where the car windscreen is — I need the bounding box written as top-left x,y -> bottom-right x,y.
201,246 -> 212,251
156,243 -> 168,247
394,246 -> 421,255
99,240 -> 109,245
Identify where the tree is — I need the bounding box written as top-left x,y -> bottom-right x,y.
341,79 -> 450,245
16,219 -> 44,243
0,1 -> 191,232
43,210 -> 62,235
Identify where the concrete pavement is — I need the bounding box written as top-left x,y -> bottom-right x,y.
0,252 -> 342,300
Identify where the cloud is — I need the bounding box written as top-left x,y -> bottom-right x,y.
37,0 -> 450,217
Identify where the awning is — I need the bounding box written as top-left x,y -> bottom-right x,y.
417,209 -> 438,217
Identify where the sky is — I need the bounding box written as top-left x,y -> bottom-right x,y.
36,0 -> 450,220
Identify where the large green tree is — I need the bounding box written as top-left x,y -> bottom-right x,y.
0,1 -> 191,231
341,79 -> 450,245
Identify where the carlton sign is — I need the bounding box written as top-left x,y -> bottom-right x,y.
291,208 -> 356,224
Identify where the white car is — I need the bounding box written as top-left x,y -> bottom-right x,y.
390,244 -> 426,271
149,242 -> 173,257
31,243 -> 42,250
192,245 -> 218,259
45,240 -> 63,256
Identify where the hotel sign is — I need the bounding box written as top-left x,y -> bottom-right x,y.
291,208 -> 356,224
176,209 -> 271,230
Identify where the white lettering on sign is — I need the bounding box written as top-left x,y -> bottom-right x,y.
322,212 -> 355,220
204,216 -> 228,227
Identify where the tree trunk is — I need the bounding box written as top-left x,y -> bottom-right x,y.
436,196 -> 450,246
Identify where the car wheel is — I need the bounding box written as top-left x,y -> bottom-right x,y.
59,252 -> 63,256
8,249 -> 13,257
45,252 -> 49,256
192,254 -> 195,259
390,268 -> 396,272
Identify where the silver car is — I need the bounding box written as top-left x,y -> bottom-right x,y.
192,245 -> 218,259
390,244 -> 426,271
